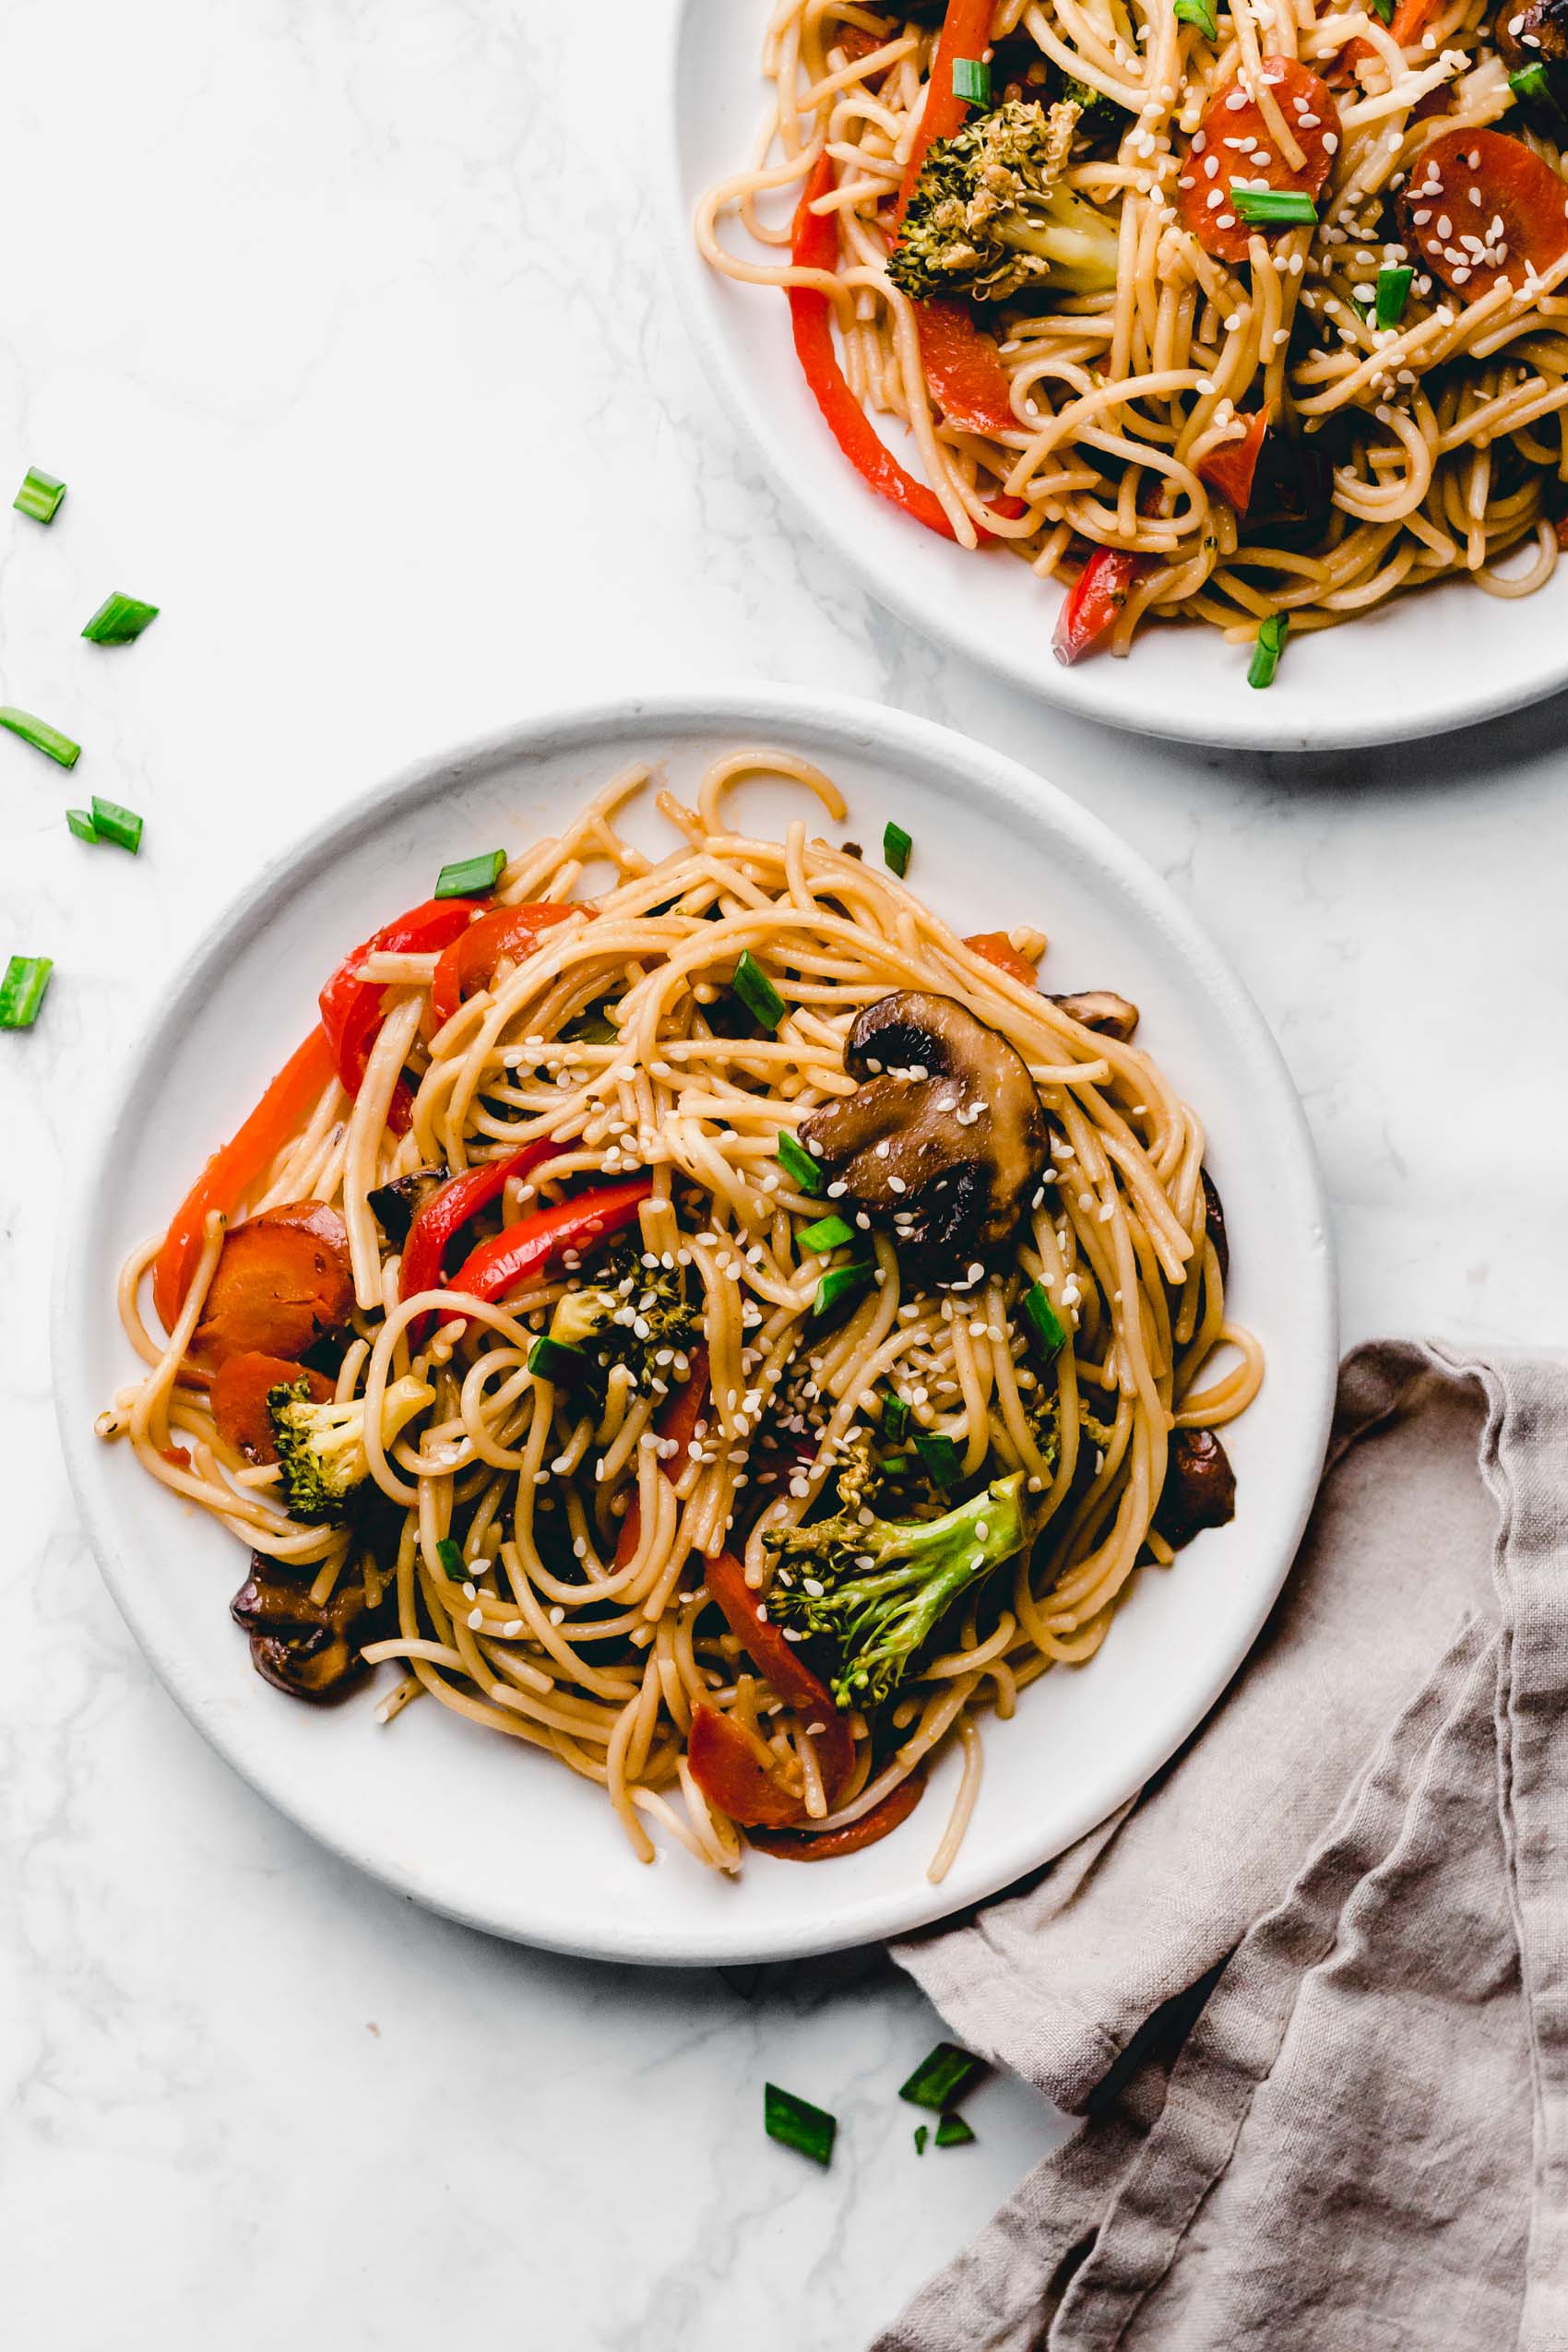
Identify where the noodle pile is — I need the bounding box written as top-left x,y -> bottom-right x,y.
697,0 -> 1568,652
103,752 -> 1260,1878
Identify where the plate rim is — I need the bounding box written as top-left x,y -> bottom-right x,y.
655,0 -> 1568,753
53,684 -> 1338,1963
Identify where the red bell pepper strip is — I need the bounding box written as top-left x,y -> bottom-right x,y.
704,1549 -> 855,1804
915,301 -> 1018,438
614,1343 -> 711,1569
398,1139 -> 564,1338
445,1177 -> 654,1316
1052,546 -> 1144,665
428,902 -> 582,1035
152,1024 -> 339,1334
965,930 -> 1038,987
892,0 -> 996,227
319,897 -> 482,1132
1197,406 -> 1273,517
747,1769 -> 927,1859
687,1705 -> 807,1829
1389,0 -> 1439,42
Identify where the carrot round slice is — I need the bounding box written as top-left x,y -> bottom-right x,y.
192,1201 -> 354,1371
747,1770 -> 927,1860
1177,61 -> 1340,266
211,1353 -> 334,1462
1397,128 -> 1568,303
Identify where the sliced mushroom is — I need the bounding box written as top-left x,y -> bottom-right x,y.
1047,991 -> 1140,1040
797,992 -> 1047,1266
231,1555 -> 382,1702
1200,1169 -> 1229,1286
1154,1428 -> 1237,1551
1497,0 -> 1568,78
367,1165 -> 447,1244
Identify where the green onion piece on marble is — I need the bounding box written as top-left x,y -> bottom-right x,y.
1173,0 -> 1217,39
951,56 -> 991,107
90,796 -> 143,853
731,949 -> 786,1033
899,2042 -> 986,2111
777,1132 -> 825,1195
435,1538 -> 465,1580
15,467 -> 65,523
1023,1281 -> 1067,1358
529,1336 -> 585,1385
0,955 -> 53,1028
812,1261 -> 874,1319
765,2083 -> 836,2167
1229,184 -> 1317,227
799,1212 -> 856,1254
434,849 -> 505,899
935,2114 -> 978,2147
0,707 -> 80,767
914,2125 -> 930,2155
914,1431 -> 962,1489
66,808 -> 99,844
1375,266 -> 1413,329
1248,612 -> 1289,689
82,591 -> 160,645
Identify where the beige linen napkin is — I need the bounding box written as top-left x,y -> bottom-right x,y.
877,1339 -> 1568,2352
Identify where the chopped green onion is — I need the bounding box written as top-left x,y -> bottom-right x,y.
883,819 -> 912,877
914,1431 -> 961,1488
899,2042 -> 985,2111
1023,1281 -> 1067,1359
0,956 -> 53,1028
812,1261 -> 875,1319
951,56 -> 991,108
1228,184 -> 1318,227
81,591 -> 160,645
90,796 -> 143,854
883,1392 -> 910,1443
0,707 -> 80,767
880,1452 -> 914,1474
1369,0 -> 1394,18
561,1008 -> 618,1044
1248,612 -> 1289,690
731,949 -> 786,1034
435,1538 -> 465,1580
764,2082 -> 836,2167
529,1335 -> 585,1385
1511,61 -> 1553,102
799,1213 -> 856,1254
935,2114 -> 977,2148
434,849 -> 505,899
777,1131 -> 826,1195
14,467 -> 65,524
913,2126 -> 929,2155
66,808 -> 99,845
1172,0 -> 1217,38
1374,265 -> 1413,329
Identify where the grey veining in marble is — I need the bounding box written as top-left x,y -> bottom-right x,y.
3,3 -> 1565,2346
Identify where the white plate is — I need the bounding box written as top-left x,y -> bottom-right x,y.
54,690 -> 1336,1964
659,0 -> 1568,750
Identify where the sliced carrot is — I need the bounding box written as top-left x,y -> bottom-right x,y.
704,1550 -> 855,1804
1397,127 -> 1568,303
1177,61 -> 1340,267
747,1770 -> 927,1859
964,930 -> 1039,986
192,1201 -> 354,1371
211,1352 -> 334,1463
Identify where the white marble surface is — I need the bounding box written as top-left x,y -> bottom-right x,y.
4,3 -> 1567,2346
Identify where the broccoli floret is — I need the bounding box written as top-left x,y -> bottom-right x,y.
887,98 -> 1119,305
267,1373 -> 434,1524
546,1238 -> 700,1411
764,1471 -> 1028,1709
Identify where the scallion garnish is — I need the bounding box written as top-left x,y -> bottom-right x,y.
66,808 -> 99,845
529,1335 -> 585,1384
561,1008 -> 618,1044
1511,61 -> 1552,101
434,849 -> 505,899
799,1212 -> 856,1254
883,819 -> 912,877
764,2083 -> 836,2167
952,56 -> 991,108
90,796 -> 143,854
935,2114 -> 977,2148
82,591 -> 160,645
435,1538 -> 465,1580
914,2125 -> 929,2155
812,1261 -> 875,1319
883,1392 -> 910,1443
880,1452 -> 914,1474
731,949 -> 786,1033
1023,1281 -> 1067,1359
1374,265 -> 1413,329
777,1132 -> 826,1195
1248,612 -> 1289,689
1370,0 -> 1395,18
914,1431 -> 961,1488
0,955 -> 53,1029
1173,0 -> 1217,38
0,707 -> 80,767
1228,184 -> 1318,227
899,2042 -> 986,2111
14,467 -> 65,524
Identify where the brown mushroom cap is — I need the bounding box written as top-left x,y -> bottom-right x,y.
231,1555 -> 381,1702
1047,990 -> 1140,1041
1153,1428 -> 1237,1550
1498,0 -> 1568,75
796,991 -> 1047,1267
366,1166 -> 446,1243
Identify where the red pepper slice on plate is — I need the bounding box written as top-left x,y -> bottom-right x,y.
319,897 -> 483,1132
1052,546 -> 1144,665
914,301 -> 1019,439
1197,405 -> 1273,516
1397,128 -> 1568,303
704,1550 -> 855,1804
687,1705 -> 807,1828
398,1139 -> 564,1336
445,1176 -> 654,1316
1177,61 -> 1339,267
964,930 -> 1039,986
428,902 -> 583,1035
152,1025 -> 339,1335
747,1770 -> 927,1859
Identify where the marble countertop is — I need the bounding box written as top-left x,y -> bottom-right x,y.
5,3 -> 1566,2345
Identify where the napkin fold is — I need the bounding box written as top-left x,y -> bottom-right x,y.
877,1339 -> 1568,2352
